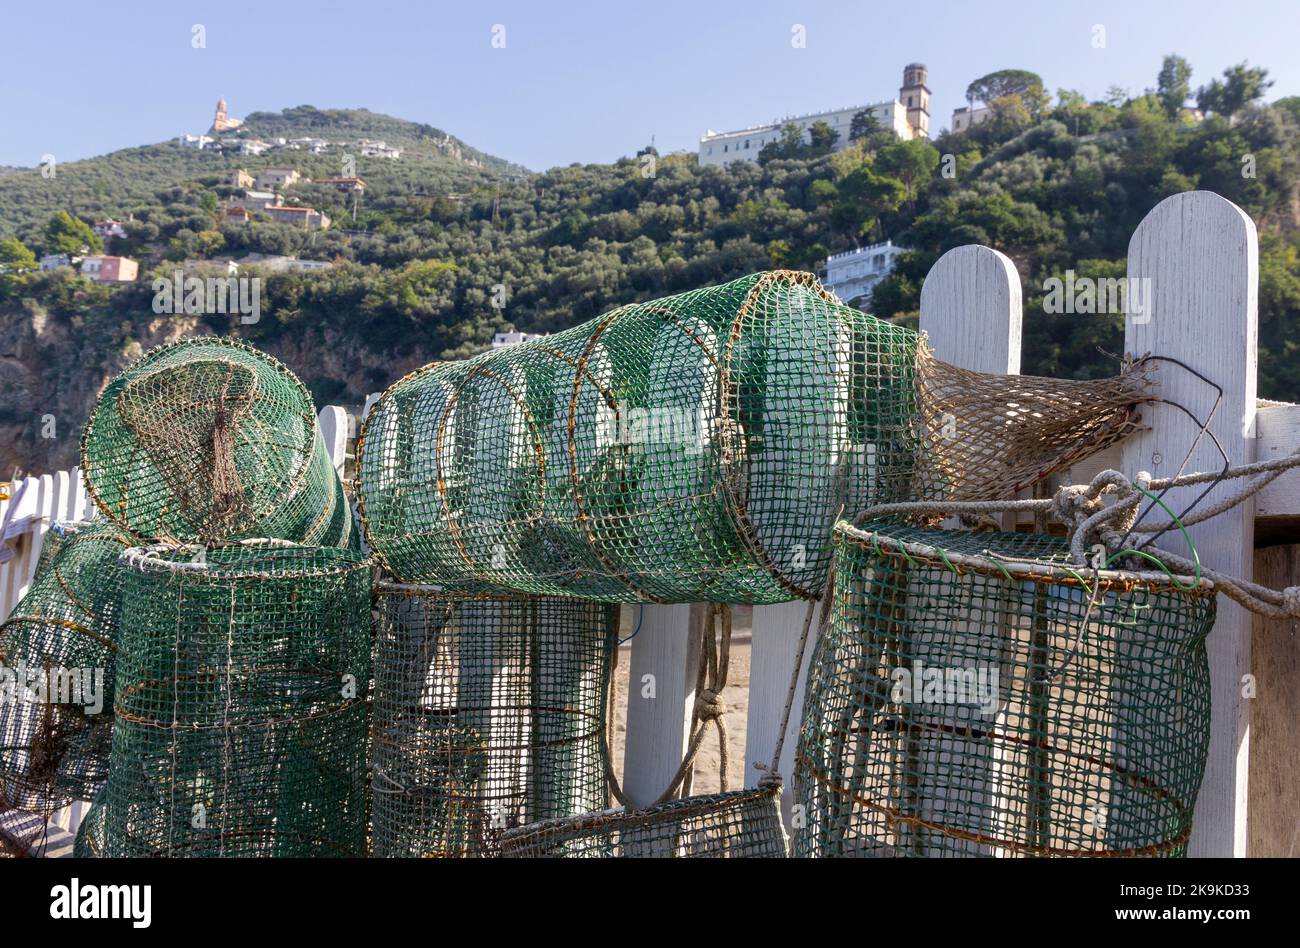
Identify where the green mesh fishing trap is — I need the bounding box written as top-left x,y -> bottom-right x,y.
97,541 -> 371,857
32,519 -> 94,580
81,337 -> 354,547
359,271 -> 917,603
0,522 -> 132,816
498,786 -> 788,857
358,270 -> 1152,604
371,583 -> 616,857
793,520 -> 1215,858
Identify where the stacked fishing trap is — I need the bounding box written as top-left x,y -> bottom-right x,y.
371,584 -> 616,856
0,522 -> 132,816
792,520 -> 1215,858
95,541 -> 371,857
0,336 -> 372,858
358,271 -> 918,602
1,271 -> 1223,860
81,337 -> 354,547
351,269 -> 1186,859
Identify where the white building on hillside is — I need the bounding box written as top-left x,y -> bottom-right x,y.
951,104 -> 994,133
821,240 -> 905,309
358,139 -> 401,159
492,331 -> 546,348
698,64 -> 931,168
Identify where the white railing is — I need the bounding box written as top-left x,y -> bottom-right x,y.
3,190 -> 1296,857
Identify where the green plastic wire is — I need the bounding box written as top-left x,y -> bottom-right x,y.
1102,482 -> 1203,592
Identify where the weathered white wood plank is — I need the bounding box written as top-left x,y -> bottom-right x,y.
919,243 -> 1025,856
919,244 -> 1022,374
1122,190 -> 1258,858
622,603 -> 703,807
744,599 -> 824,825
1254,400 -> 1300,519
317,405 -> 350,478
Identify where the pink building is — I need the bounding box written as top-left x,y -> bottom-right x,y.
80,255 -> 139,283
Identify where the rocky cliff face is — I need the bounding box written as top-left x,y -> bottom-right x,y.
0,303 -> 435,479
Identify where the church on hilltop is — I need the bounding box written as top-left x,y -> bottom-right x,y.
209,98 -> 244,135
698,63 -> 931,168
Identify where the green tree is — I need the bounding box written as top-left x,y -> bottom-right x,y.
875,139 -> 940,208
830,163 -> 905,239
966,69 -> 1049,115
1157,55 -> 1193,118
758,123 -> 805,164
1198,62 -> 1273,122
194,229 -> 225,258
0,237 -> 37,269
44,211 -> 102,256
849,110 -> 882,141
808,121 -> 839,156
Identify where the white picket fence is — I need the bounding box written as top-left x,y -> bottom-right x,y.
2,189 -> 1295,857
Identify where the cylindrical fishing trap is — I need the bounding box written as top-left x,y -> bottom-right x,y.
81,337 -> 354,547
32,519 -> 94,580
358,270 -> 1153,604
498,786 -> 788,857
371,583 -> 616,857
793,520 -> 1215,858
359,271 -> 917,603
0,522 -> 132,815
98,541 -> 371,857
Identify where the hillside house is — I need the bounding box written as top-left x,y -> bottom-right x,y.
80,255 -> 138,283
358,139 -> 400,159
254,169 -> 302,190
240,140 -> 272,156
38,254 -> 72,271
225,206 -> 253,223
264,206 -> 330,230
315,177 -> 367,193
492,331 -> 547,348
951,104 -> 994,133
820,240 -> 904,308
240,190 -> 280,210
92,220 -> 129,241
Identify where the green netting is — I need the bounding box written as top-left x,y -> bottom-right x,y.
359,271 -> 918,603
81,337 -> 355,547
32,519 -> 94,580
97,541 -> 371,857
0,522 -> 132,815
793,520 -> 1215,858
372,583 -> 616,857
499,786 -> 788,857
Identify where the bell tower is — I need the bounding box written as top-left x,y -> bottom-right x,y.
899,64 -> 931,139
213,98 -> 229,133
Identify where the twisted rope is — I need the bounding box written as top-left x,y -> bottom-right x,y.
853,447 -> 1300,618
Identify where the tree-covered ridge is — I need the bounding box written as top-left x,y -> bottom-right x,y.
0,106 -> 516,239
2,61 -> 1299,477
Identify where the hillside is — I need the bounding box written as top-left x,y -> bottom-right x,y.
3,65 -> 1300,481
0,105 -> 521,240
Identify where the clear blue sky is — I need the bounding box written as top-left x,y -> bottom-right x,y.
1,0 -> 1297,171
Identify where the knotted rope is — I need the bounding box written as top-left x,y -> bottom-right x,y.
854,447 -> 1300,619
605,603 -> 735,809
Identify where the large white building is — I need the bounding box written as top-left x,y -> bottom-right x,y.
821,240 -> 905,309
698,64 -> 931,167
